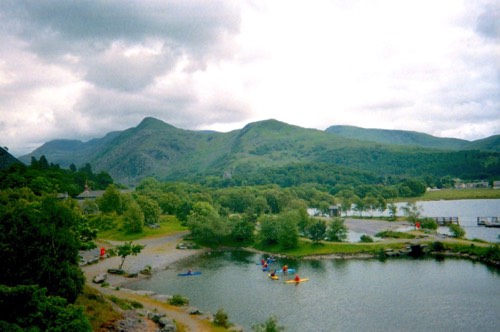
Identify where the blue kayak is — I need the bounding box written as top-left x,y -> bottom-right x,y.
276,268 -> 296,274
177,271 -> 202,276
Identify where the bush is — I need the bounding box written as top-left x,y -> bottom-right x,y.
432,241 -> 445,252
360,234 -> 374,243
448,224 -> 465,238
168,294 -> 189,306
375,231 -> 415,239
419,218 -> 438,230
213,308 -> 231,328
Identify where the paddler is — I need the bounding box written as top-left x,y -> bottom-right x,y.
282,265 -> 288,273
294,274 -> 300,282
261,258 -> 265,265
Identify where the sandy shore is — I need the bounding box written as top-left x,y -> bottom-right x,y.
81,231 -> 215,332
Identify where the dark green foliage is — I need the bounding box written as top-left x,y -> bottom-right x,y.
360,234 -> 374,243
135,194 -> 161,225
0,285 -> 91,332
168,294 -> 189,306
420,218 -> 439,230
0,155 -> 113,196
432,242 -> 445,252
0,189 -> 87,303
186,202 -> 230,245
98,184 -> 123,214
375,231 -> 416,239
308,220 -> 327,243
259,216 -> 280,245
122,200 -> 144,233
229,215 -> 255,243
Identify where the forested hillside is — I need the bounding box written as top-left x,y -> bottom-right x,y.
20,117 -> 500,186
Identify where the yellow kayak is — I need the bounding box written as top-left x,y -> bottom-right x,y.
285,278 -> 309,284
268,274 -> 279,280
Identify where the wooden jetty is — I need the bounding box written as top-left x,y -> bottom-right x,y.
477,217 -> 500,228
433,217 -> 459,226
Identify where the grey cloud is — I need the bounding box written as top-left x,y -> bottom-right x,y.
476,3 -> 500,40
1,1 -> 241,90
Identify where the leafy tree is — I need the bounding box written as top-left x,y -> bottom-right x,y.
326,218 -> 348,242
229,215 -> 255,243
259,216 -> 280,245
98,184 -> 123,214
186,202 -> 230,244
0,285 -> 91,332
0,189 -> 89,303
135,195 -> 161,226
401,202 -> 421,224
308,220 -> 327,243
387,203 -> 398,221
352,197 -> 366,217
123,200 -> 144,233
116,242 -> 145,270
277,214 -> 299,249
363,196 -> 378,217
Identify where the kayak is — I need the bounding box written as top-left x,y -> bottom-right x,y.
177,271 -> 202,276
262,267 -> 270,271
268,274 -> 279,280
276,268 -> 296,274
285,278 -> 309,284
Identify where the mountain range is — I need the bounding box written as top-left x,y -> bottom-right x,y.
18,117 -> 500,185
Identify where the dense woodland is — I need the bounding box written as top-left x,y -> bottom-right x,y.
0,153 -> 497,330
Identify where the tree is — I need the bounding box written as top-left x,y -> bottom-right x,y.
259,216 -> 280,245
116,242 -> 145,270
401,202 -> 421,224
135,195 -> 161,226
0,285 -> 92,332
0,189 -> 89,303
98,184 -> 123,214
186,202 -> 230,244
277,214 -> 299,249
326,218 -> 348,242
387,203 -> 398,221
123,200 -> 144,233
229,215 -> 255,243
308,220 -> 327,243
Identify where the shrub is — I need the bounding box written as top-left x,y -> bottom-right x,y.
448,224 -> 465,238
213,308 -> 231,328
168,294 -> 189,306
432,241 -> 445,252
375,231 -> 415,239
360,234 -> 374,243
419,218 -> 438,230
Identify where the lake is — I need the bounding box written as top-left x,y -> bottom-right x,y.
129,251 -> 500,331
347,199 -> 500,243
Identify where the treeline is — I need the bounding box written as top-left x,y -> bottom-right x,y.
0,155 -> 113,196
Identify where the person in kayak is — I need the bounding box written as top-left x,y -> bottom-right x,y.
270,270 -> 276,277
282,265 -> 288,273
294,274 -> 300,282
187,269 -> 192,275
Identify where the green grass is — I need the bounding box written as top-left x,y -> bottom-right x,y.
98,215 -> 187,241
399,188 -> 500,202
254,239 -> 409,258
76,286 -> 122,331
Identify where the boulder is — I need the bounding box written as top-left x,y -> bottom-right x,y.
92,273 -> 107,284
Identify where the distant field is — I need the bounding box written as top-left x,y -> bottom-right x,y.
408,188 -> 500,202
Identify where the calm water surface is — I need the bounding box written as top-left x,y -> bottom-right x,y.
129,251 -> 500,332
349,199 -> 500,243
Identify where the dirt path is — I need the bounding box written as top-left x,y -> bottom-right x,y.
81,232 -> 215,332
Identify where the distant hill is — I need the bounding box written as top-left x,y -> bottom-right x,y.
0,147 -> 21,169
20,118 -> 500,185
325,125 -> 473,150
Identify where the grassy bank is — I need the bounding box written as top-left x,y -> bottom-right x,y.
399,188 -> 500,202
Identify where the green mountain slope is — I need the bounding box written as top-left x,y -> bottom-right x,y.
0,147 -> 21,169
325,125 -> 473,150
20,118 -> 500,185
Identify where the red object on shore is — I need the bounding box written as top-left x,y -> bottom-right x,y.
415,222 -> 421,230
100,247 -> 106,258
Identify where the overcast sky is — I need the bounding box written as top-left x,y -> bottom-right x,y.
1,0 -> 499,157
